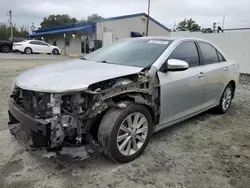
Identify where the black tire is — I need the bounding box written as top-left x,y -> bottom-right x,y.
52,49 -> 59,55
98,102 -> 153,163
24,47 -> 32,54
1,45 -> 11,53
216,83 -> 233,114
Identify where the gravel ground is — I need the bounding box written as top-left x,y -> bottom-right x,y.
0,59 -> 250,188
0,53 -> 73,60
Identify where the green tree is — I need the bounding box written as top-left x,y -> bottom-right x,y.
176,18 -> 201,32
40,14 -> 78,28
0,23 -> 29,39
86,14 -> 103,21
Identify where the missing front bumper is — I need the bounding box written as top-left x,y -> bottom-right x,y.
8,100 -> 51,147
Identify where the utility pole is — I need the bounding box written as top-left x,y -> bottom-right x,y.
173,21 -> 177,31
213,22 -> 216,33
222,15 -> 226,30
146,0 -> 151,36
7,10 -> 13,38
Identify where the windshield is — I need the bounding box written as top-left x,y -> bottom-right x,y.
85,39 -> 172,67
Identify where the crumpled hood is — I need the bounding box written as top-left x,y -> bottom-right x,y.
15,59 -> 142,93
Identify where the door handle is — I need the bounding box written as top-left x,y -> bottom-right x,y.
225,67 -> 229,72
198,72 -> 204,78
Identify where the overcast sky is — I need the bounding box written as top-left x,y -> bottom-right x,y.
0,0 -> 250,30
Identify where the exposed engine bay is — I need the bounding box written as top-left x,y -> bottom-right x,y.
8,69 -> 160,154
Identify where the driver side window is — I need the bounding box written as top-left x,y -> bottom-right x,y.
168,41 -> 200,68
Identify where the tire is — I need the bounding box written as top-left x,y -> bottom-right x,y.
25,47 -> 32,54
1,46 -> 11,53
52,49 -> 59,55
216,83 -> 233,113
98,102 -> 153,163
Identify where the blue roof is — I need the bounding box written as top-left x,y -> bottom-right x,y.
28,25 -> 95,37
94,13 -> 171,32
29,13 -> 170,37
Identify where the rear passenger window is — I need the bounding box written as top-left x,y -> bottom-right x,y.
217,51 -> 225,62
168,42 -> 200,67
199,42 -> 219,65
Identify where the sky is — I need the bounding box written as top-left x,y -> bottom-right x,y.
0,0 -> 250,30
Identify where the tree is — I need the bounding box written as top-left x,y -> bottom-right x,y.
30,22 -> 36,33
201,28 -> 213,33
40,14 -> 78,28
176,18 -> 201,32
86,14 -> 103,21
0,23 -> 29,39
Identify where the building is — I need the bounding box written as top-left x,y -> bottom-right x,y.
28,13 -> 171,55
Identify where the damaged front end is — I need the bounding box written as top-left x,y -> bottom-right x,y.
8,69 -> 160,160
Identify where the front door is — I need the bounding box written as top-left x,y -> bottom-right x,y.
158,41 -> 205,125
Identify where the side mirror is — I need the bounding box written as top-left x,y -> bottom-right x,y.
164,59 -> 189,72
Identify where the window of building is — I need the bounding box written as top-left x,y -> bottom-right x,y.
53,38 -> 57,46
168,41 -> 200,67
66,37 -> 70,46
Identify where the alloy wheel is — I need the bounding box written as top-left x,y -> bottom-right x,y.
222,87 -> 232,111
116,112 -> 148,156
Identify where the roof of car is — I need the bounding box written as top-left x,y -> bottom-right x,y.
133,36 -> 211,43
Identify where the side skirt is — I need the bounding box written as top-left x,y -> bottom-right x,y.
154,104 -> 218,133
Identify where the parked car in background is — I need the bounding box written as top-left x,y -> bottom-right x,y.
8,37 -> 239,163
9,37 -> 27,43
13,40 -> 61,55
0,39 -> 13,53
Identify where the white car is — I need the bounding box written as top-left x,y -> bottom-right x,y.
13,40 -> 61,55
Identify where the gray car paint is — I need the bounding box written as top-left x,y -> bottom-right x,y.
15,59 -> 142,93
13,37 -> 239,132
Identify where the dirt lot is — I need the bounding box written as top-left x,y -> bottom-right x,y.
0,59 -> 250,188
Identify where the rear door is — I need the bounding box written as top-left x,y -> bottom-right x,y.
197,42 -> 228,107
36,41 -> 51,53
29,41 -> 42,52
158,41 -> 206,125
29,41 -> 50,53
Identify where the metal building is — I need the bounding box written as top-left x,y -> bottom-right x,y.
28,13 -> 171,55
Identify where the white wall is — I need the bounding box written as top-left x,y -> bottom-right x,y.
43,32 -> 95,55
96,16 -> 170,44
171,31 -> 250,74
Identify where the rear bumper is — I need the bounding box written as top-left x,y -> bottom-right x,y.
8,100 -> 51,147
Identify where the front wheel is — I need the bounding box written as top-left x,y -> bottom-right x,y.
98,102 -> 153,163
217,83 -> 233,113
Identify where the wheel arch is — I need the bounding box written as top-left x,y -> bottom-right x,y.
228,80 -> 236,98
87,93 -> 157,141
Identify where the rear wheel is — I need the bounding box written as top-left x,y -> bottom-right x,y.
25,47 -> 32,54
52,49 -> 59,55
217,83 -> 233,113
98,102 -> 153,163
1,46 -> 10,53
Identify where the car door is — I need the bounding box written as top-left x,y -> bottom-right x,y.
158,41 -> 206,126
36,41 -> 51,53
29,41 -> 42,53
197,42 -> 228,108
